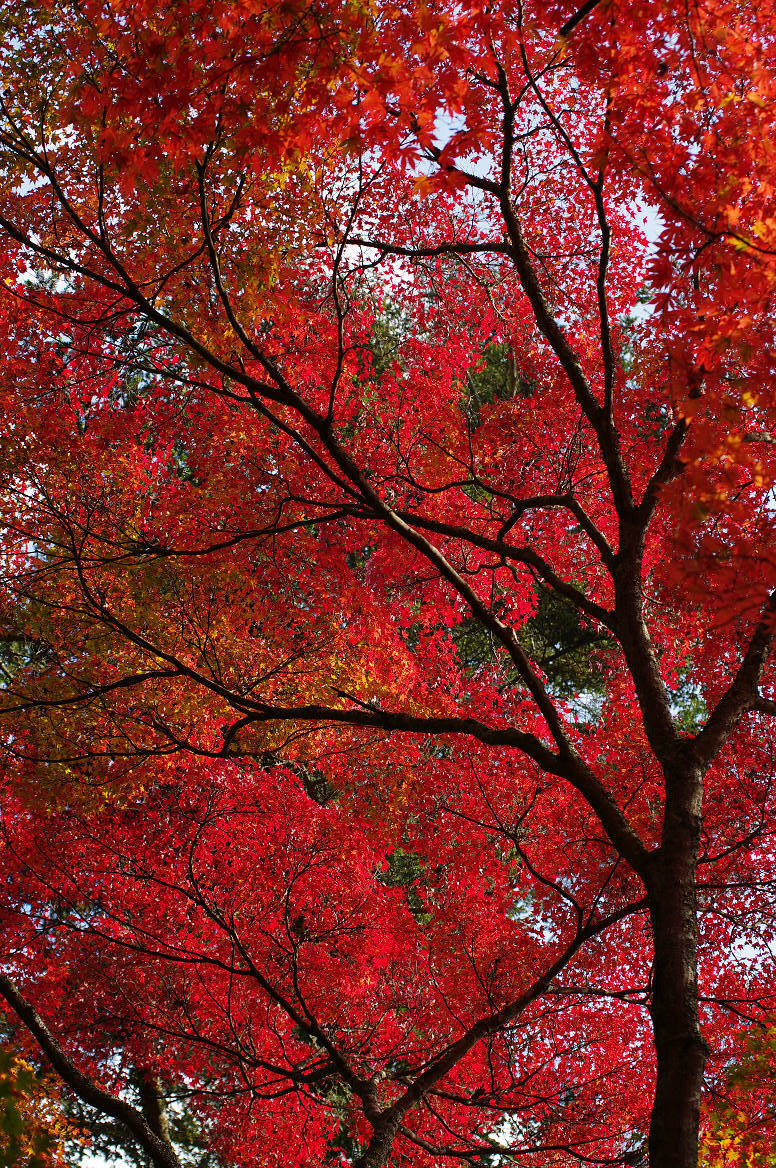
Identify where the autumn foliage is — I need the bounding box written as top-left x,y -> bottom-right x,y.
0,0 -> 775,1166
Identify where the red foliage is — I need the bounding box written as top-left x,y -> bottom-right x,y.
0,1 -> 774,1165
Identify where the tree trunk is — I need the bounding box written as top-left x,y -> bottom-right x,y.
352,1119 -> 399,1168
136,1072 -> 172,1146
646,778 -> 708,1168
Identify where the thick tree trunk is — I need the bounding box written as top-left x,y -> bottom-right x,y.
352,1118 -> 399,1168
645,778 -> 708,1168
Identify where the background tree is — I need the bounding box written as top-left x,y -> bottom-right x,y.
701,1025 -> 776,1167
0,1 -> 775,1167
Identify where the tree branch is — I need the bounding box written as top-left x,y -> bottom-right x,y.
693,594 -> 776,768
0,976 -> 182,1168
559,0 -> 607,37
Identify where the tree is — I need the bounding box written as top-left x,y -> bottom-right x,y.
0,0 -> 774,1165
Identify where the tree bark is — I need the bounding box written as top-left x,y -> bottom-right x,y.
645,775 -> 708,1168
136,1071 -> 172,1146
352,1116 -> 401,1168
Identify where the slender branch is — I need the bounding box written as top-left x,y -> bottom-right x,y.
349,237 -> 509,259
496,494 -> 616,570
394,508 -> 616,628
559,0 -> 607,37
636,419 -> 690,525
239,701 -> 649,869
